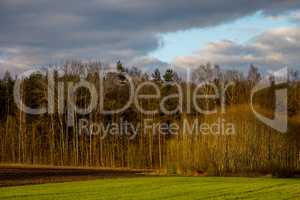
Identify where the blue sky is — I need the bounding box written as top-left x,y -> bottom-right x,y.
151,12 -> 295,62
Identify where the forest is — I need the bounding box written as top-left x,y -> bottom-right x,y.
0,61 -> 299,177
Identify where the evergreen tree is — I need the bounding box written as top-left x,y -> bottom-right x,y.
152,68 -> 161,82
116,60 -> 125,72
163,69 -> 175,82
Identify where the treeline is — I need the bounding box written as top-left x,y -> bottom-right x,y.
0,61 -> 299,177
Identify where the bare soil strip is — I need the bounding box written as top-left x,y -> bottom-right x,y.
0,165 -> 151,187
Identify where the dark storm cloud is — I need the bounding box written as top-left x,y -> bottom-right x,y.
1,0 -> 300,71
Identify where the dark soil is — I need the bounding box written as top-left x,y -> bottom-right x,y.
0,166 -> 151,187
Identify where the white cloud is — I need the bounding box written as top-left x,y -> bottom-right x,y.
173,27 -> 300,71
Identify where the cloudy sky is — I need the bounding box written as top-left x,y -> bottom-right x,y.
1,0 -> 300,74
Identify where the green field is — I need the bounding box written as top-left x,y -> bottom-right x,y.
0,177 -> 300,200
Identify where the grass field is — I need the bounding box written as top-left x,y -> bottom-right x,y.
0,177 -> 300,200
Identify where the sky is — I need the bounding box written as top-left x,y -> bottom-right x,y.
151,12 -> 294,62
1,0 -> 300,75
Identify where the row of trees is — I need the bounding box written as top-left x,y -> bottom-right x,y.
0,61 -> 299,177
